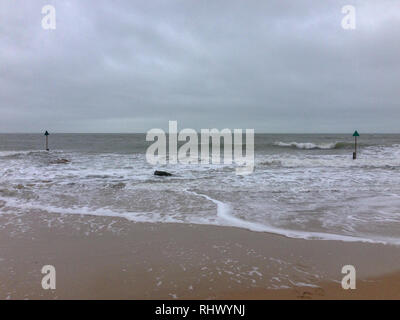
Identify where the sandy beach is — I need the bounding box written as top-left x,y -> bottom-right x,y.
1,210 -> 399,300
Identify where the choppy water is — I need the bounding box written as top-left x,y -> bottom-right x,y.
1,133 -> 400,244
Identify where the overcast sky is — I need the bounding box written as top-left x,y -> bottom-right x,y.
1,0 -> 399,133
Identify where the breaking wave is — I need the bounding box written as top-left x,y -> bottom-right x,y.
273,141 -> 351,150
0,150 -> 49,159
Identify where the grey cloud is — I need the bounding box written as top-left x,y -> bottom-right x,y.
0,0 -> 399,133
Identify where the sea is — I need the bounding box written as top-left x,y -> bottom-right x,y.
1,133 -> 399,245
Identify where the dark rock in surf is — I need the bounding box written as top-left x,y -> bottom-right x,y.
112,182 -> 126,189
51,158 -> 70,164
154,170 -> 172,176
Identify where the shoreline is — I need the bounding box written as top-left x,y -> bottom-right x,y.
0,211 -> 399,299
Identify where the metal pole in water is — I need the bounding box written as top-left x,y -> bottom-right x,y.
44,130 -> 50,151
352,130 -> 359,159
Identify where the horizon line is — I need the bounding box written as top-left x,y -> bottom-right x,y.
0,132 -> 399,135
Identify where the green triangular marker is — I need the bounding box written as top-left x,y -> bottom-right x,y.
352,130 -> 359,137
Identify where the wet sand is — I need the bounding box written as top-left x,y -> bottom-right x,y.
219,272 -> 400,299
0,210 -> 399,299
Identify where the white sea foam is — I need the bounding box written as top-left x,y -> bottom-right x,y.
2,186 -> 400,245
184,191 -> 400,245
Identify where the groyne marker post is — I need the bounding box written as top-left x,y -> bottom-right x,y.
352,130 -> 359,159
45,130 -> 50,151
